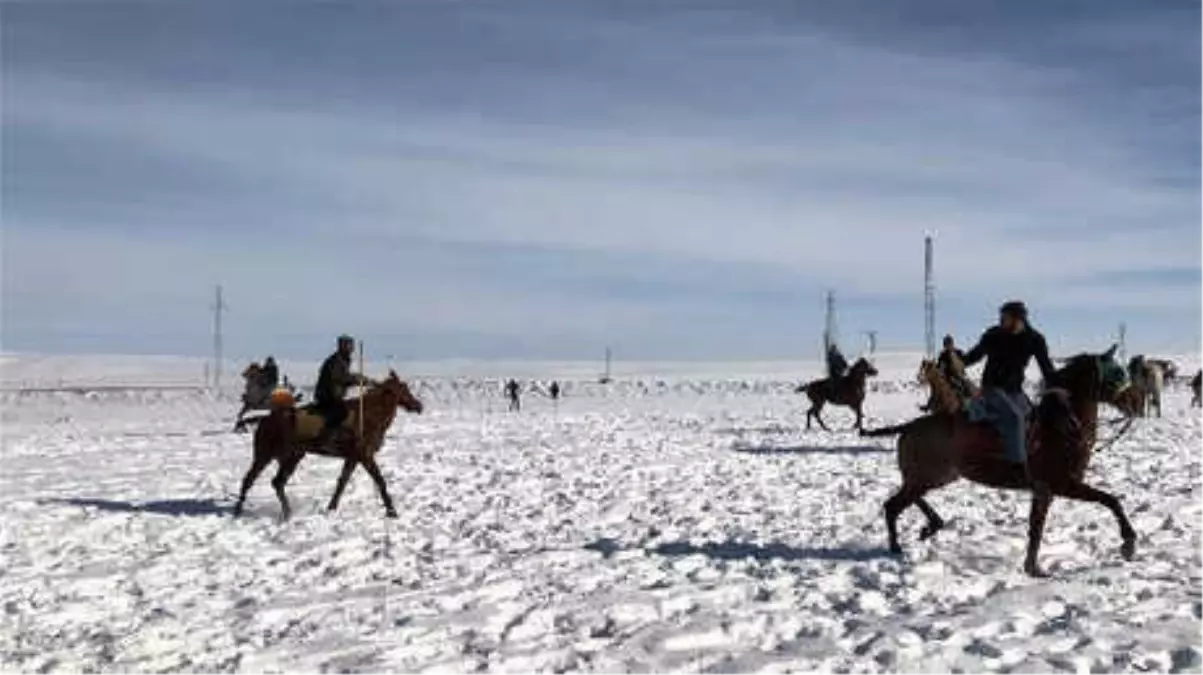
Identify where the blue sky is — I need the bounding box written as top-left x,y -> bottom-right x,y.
2,0 -> 1199,360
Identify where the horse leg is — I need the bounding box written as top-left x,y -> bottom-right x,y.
816,404 -> 831,432
884,484 -> 925,554
361,456 -> 398,518
233,453 -> 272,517
1023,482 -> 1053,577
326,458 -> 357,512
915,497 -> 946,541
810,401 -> 830,432
271,452 -> 304,521
1053,481 -> 1137,561
853,402 -> 865,432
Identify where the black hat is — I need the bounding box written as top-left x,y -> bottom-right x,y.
999,301 -> 1028,319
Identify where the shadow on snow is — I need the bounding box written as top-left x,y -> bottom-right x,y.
731,443 -> 889,456
42,497 -> 231,517
585,537 -> 893,563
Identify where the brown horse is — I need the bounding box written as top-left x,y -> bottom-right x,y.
795,357 -> 879,431
233,370 -> 424,520
864,345 -> 1132,577
917,359 -> 964,415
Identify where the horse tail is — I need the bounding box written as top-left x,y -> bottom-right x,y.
859,420 -> 915,437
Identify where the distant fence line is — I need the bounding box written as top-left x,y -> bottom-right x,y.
0,384 -> 212,394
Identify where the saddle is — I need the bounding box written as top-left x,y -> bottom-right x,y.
955,393 -> 1050,460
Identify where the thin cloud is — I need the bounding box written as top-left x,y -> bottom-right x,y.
2,2 -> 1198,357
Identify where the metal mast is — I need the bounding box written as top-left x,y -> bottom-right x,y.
924,236 -> 935,358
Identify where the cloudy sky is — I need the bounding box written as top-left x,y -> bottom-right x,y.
3,0 -> 1199,360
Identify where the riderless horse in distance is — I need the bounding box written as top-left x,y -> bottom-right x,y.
1127,355 -> 1164,418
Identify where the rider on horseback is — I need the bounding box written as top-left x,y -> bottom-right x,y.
962,301 -> 1057,474
314,335 -> 372,446
826,342 -> 849,396
937,335 -> 974,400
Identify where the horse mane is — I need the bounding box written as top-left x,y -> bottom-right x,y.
1057,353 -> 1096,375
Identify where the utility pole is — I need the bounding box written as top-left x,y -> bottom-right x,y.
823,290 -> 837,358
1117,322 -> 1127,362
212,285 -> 226,390
924,235 -> 935,359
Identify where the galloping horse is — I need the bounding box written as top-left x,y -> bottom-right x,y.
863,345 -> 1131,577
233,370 -> 423,519
795,357 -> 879,432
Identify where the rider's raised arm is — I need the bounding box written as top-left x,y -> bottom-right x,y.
961,330 -> 992,367
1033,333 -> 1057,381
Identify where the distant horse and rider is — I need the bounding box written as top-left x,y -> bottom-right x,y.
234,356 -> 298,431
863,301 -> 1135,577
234,335 -> 424,519
795,343 -> 879,431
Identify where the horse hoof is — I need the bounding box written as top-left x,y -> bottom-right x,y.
888,543 -> 903,556
1121,538 -> 1136,561
919,524 -> 943,541
1023,560 -> 1049,578
385,509 -> 399,519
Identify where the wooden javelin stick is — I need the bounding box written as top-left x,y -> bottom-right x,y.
358,340 -> 366,441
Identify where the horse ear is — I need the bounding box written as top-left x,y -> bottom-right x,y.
388,368 -> 398,379
1103,344 -> 1117,360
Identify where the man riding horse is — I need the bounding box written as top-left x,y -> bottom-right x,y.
826,342 -> 849,396
962,300 -> 1058,479
314,335 -> 372,448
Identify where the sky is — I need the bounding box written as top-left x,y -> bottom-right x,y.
2,0 -> 1199,361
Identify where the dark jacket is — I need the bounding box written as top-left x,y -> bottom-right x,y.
826,346 -> 849,380
937,348 -> 966,377
261,361 -> 280,389
962,325 -> 1056,394
314,352 -> 360,406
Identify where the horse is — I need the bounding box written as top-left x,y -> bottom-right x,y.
917,359 -> 966,416
234,363 -> 271,429
232,370 -> 423,520
863,345 -> 1132,577
919,352 -> 978,413
1147,358 -> 1178,384
1127,356 -> 1164,418
1190,370 -> 1201,408
795,357 -> 879,431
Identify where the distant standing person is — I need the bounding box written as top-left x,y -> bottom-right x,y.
505,379 -> 521,412
549,381 -> 561,401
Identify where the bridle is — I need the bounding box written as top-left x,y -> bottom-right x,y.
1093,356 -> 1135,453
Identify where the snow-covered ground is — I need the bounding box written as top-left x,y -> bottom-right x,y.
1,353 -> 1200,672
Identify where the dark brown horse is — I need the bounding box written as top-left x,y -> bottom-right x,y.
795,357 -> 879,431
233,370 -> 423,520
863,345 -> 1132,577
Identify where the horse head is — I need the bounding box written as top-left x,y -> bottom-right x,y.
378,369 -> 424,414
1057,343 -> 1129,407
850,357 -> 879,379
916,359 -> 939,386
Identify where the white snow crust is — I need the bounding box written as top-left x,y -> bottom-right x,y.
2,353 -> 1199,672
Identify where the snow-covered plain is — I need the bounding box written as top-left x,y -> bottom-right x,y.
2,353 -> 1200,673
